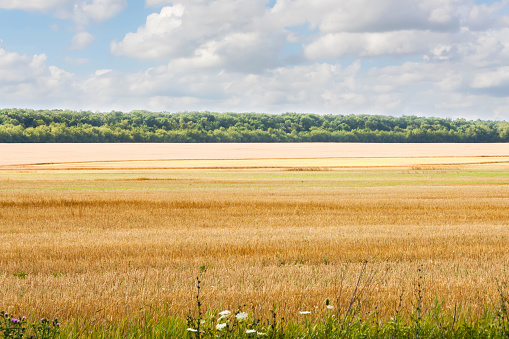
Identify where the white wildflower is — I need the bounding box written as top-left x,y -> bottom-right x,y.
246,329 -> 257,334
299,311 -> 311,315
216,323 -> 227,330
186,328 -> 197,332
327,305 -> 334,310
218,310 -> 231,316
236,312 -> 248,321
257,332 -> 268,336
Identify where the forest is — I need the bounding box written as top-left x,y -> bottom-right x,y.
1,108 -> 508,142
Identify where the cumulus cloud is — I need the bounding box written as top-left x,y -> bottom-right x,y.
111,0 -> 285,72
467,0 -> 509,30
0,0 -> 126,24
0,0 -> 70,11
304,30 -> 448,59
319,0 -> 462,33
111,4 -> 186,59
64,56 -> 90,65
145,0 -> 172,6
3,43 -> 509,119
0,47 -> 75,107
113,0 -> 509,70
268,0 -> 465,33
0,0 -> 126,48
69,31 -> 95,50
470,66 -> 509,94
70,0 -> 127,29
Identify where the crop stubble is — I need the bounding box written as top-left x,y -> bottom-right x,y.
0,146 -> 508,324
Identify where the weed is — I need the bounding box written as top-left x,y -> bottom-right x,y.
413,265 -> 424,338
0,312 -> 60,339
497,281 -> 509,338
13,273 -> 27,279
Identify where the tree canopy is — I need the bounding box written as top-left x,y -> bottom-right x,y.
1,109 -> 508,143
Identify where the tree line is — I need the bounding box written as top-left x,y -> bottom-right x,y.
1,108 -> 508,143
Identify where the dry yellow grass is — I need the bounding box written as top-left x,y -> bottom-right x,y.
0,159 -> 508,324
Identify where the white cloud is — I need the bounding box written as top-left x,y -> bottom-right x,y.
2,46 -> 509,119
0,47 -> 75,107
471,67 -> 509,88
95,69 -> 113,76
268,0 -> 465,33
0,0 -> 126,24
69,31 -> 95,50
467,0 -> 509,30
111,4 -> 186,59
0,0 -> 70,11
320,0 -> 461,33
304,30 -> 447,59
0,0 -> 126,49
64,0 -> 127,29
64,56 -> 90,65
145,0 -> 172,6
114,0 -> 509,69
112,1 -> 284,72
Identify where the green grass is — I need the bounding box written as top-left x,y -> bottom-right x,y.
6,290 -> 508,339
1,165 -> 508,194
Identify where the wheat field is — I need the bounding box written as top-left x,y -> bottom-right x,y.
0,151 -> 508,327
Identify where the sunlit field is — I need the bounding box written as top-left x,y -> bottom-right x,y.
1,145 -> 508,337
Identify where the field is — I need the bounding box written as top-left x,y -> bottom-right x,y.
0,143 -> 509,337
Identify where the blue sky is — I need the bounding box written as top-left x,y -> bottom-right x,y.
1,0 -> 509,120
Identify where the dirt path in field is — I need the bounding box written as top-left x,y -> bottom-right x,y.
0,143 -> 508,166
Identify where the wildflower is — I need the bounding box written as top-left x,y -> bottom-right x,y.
56,323 -> 61,326
11,318 -> 19,323
246,329 -> 256,334
326,305 -> 334,310
257,332 -> 268,336
186,328 -> 198,332
236,312 -> 248,321
4,313 -> 8,317
216,323 -> 227,330
299,311 -> 311,315
217,310 -> 231,321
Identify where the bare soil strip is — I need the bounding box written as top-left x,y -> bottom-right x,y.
1,143 -> 508,166
13,156 -> 509,170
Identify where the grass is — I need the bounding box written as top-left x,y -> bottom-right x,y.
0,158 -> 508,337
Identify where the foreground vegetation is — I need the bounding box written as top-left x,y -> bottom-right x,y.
1,158 -> 508,337
2,277 -> 509,338
1,109 -> 509,142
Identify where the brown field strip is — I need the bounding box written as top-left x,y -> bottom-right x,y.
0,152 -> 508,324
4,156 -> 509,171
1,143 -> 508,166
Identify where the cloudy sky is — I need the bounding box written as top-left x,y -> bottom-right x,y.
1,0 -> 509,119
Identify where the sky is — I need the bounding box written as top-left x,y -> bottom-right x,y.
1,0 -> 509,120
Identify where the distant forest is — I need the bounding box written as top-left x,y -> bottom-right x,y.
1,108 -> 508,143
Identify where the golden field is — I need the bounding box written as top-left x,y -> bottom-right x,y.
0,145 -> 509,325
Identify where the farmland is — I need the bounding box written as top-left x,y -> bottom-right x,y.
0,143 -> 508,337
